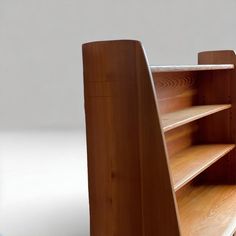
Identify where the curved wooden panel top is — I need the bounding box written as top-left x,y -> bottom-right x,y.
82,40 -> 180,236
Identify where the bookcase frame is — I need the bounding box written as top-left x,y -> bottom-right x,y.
82,40 -> 236,236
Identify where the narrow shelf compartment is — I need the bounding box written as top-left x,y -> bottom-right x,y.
162,104 -> 231,132
177,185 -> 236,236
170,144 -> 235,191
150,64 -> 234,72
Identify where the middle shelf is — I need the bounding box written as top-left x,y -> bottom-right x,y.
170,144 -> 235,191
162,104 -> 232,132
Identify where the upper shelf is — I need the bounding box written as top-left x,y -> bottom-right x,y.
150,64 -> 234,72
162,104 -> 231,132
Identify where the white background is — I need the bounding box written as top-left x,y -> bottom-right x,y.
0,0 -> 236,235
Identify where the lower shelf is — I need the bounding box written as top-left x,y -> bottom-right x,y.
170,144 -> 235,191
177,185 -> 236,236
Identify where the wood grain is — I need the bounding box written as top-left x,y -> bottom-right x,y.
177,185 -> 236,236
83,40 -> 180,236
165,123 -> 199,157
153,71 -> 198,114
198,51 -> 236,184
162,104 -> 231,132
83,43 -> 236,236
170,144 -> 235,191
150,64 -> 234,72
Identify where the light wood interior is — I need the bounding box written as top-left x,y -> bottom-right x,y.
153,50 -> 236,235
162,104 -> 231,132
177,185 -> 236,236
83,41 -> 236,236
170,144 -> 235,191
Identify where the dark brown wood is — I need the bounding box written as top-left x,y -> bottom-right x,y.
82,40 -> 180,236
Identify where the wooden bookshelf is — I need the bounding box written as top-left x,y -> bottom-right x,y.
83,40 -> 236,236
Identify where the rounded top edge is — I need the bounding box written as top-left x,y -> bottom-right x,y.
198,50 -> 236,55
82,39 -> 141,48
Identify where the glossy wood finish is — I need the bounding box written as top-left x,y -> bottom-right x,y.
177,185 -> 236,236
173,51 -> 236,235
170,144 -> 235,191
150,64 -> 234,72
83,40 -> 180,236
83,42 -> 236,236
162,104 -> 231,132
197,51 -> 236,184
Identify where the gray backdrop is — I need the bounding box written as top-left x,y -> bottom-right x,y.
0,0 -> 236,236
0,0 -> 236,130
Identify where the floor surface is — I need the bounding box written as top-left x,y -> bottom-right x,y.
0,130 -> 89,236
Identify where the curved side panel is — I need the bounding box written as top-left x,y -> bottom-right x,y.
82,40 -> 180,236
135,43 -> 180,236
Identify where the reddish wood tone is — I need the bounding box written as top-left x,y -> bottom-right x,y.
152,71 -> 198,114
165,122 -> 199,157
177,185 -> 236,236
197,51 -> 236,184
82,40 -> 180,236
170,144 -> 235,191
162,104 -> 231,132
83,41 -> 236,236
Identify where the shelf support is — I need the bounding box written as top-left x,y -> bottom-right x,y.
83,40 -> 181,236
198,50 -> 236,184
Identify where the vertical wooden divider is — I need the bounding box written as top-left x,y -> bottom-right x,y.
198,51 -> 236,183
82,40 -> 180,236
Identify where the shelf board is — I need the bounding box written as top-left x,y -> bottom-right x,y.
162,104 -> 231,132
150,64 -> 234,72
177,185 -> 236,236
170,144 -> 235,191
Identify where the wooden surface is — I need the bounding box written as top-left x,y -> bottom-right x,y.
165,123 -> 199,157
150,64 -> 234,72
177,185 -> 236,236
162,104 -> 231,132
83,40 -> 180,235
198,51 -> 236,184
83,43 -> 236,236
153,71 -> 198,114
135,43 -> 181,236
83,40 -> 142,236
170,144 -> 235,191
